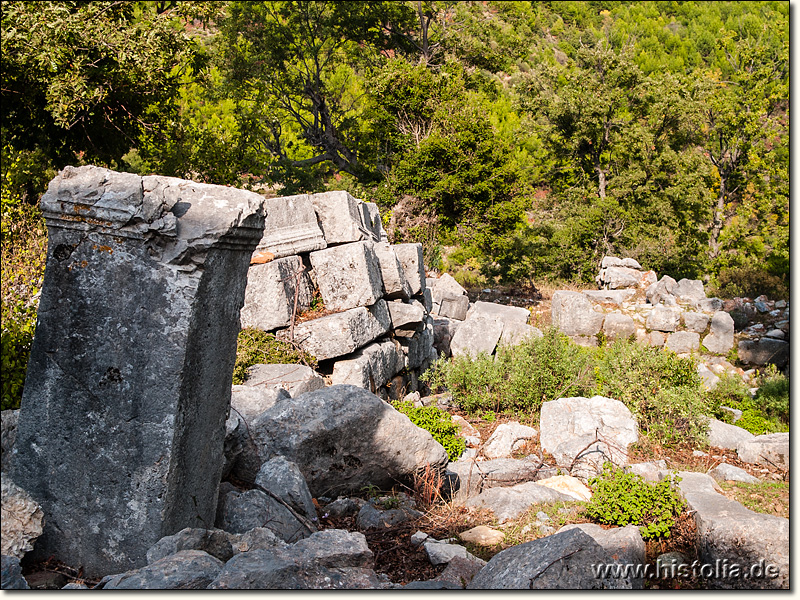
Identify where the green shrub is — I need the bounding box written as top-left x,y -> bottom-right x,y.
392,400 -> 465,461
584,463 -> 685,540
708,366 -> 788,435
754,365 -> 789,424
712,266 -> 788,300
232,328 -> 317,385
421,327 -> 592,415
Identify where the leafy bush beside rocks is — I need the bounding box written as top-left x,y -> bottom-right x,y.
233,328 -> 317,385
392,400 -> 465,461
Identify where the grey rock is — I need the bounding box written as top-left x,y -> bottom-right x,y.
432,555 -> 485,588
254,193 -> 326,258
231,385 -> 291,421
1,409 -> 18,474
551,291 -> 605,337
765,329 -> 785,339
330,338 -> 404,391
697,364 -> 721,390
673,278 -> 706,304
625,461 -> 667,482
665,331 -> 700,354
398,318 -> 437,369
710,463 -> 759,484
102,550 -> 225,590
311,191 -> 373,245
430,273 -> 467,313
146,528 -> 234,564
483,422 -> 538,460
446,456 -> 549,500
325,498 -> 361,519
683,311 -> 710,333
208,529 -> 378,589
719,405 -> 743,423
498,322 -> 542,347
702,311 -> 735,355
255,456 -> 317,521
1,554 -> 29,589
61,582 -> 89,589
393,243 -> 426,296
403,580 -> 462,589
387,299 -> 425,330
248,385 -> 448,496
646,275 -> 677,305
463,481 -> 573,523
438,294 -> 470,320
646,305 -> 681,332
11,166 -> 264,577
600,256 -> 642,270
540,396 -> 638,468
285,300 -> 391,361
359,201 -> 385,242
216,488 -> 309,543
450,315 -> 504,358
356,502 -> 422,530
552,437 -> 622,481
706,418 -> 754,451
675,472 -> 788,589
737,338 -> 789,368
241,255 -> 315,332
432,317 -> 460,356
310,241 -> 384,311
229,527 -> 287,554
649,331 -> 665,347
737,433 -> 789,470
602,313 -> 636,340
1,478 -> 44,560
697,297 -> 724,313
469,524 -> 645,589
754,300 -> 769,313
598,266 -> 648,289
465,301 -> 530,327
243,363 -> 325,397
583,289 -> 636,305
423,540 -> 484,566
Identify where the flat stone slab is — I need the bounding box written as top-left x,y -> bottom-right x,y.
387,300 -> 425,330
446,457 -> 548,500
438,294 -> 469,320
583,289 -> 636,305
393,243 -> 426,296
329,339 -> 404,391
706,418 -> 755,451
310,241 -> 384,311
283,300 -> 391,361
254,194 -> 326,258
243,364 -> 325,397
310,191 -> 374,245
551,291 -> 604,337
736,433 -> 789,470
449,315 -> 504,358
463,481 -> 574,522
465,301 -> 530,327
241,255 -> 314,332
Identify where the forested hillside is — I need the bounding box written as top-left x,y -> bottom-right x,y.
1,1 -> 789,291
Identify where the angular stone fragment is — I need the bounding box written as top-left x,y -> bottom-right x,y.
240,255 -> 314,332
310,241 -> 384,311
329,339 -> 404,391
665,331 -> 700,354
709,463 -> 759,484
551,291 -> 604,337
230,386 -> 290,422
101,550 -> 225,590
1,479 -> 44,559
438,294 -> 469,320
672,278 -> 706,304
311,191 -> 372,245
398,318 -> 437,369
598,266 -> 647,289
683,311 -> 710,333
429,273 -> 468,311
432,316 -> 460,357
216,488 -> 309,543
498,322 -> 542,347
469,524 -> 645,590
387,300 -> 425,330
602,313 -> 636,340
11,166 -> 265,577
701,311 -> 735,355
737,338 -> 789,368
705,418 -> 754,451
393,243 -> 426,296
424,539 -> 484,566
737,433 -> 789,470
359,201 -> 385,242
463,481 -> 573,523
255,456 -> 317,522
146,528 -> 234,565
285,300 -> 391,361
372,242 -> 411,299
646,305 -> 681,332
601,256 -> 642,270
450,315 -> 504,358
698,297 -> 724,313
483,422 -> 538,460
254,194 -> 326,258
466,301 -> 530,327
243,364 -> 325,397
646,275 -> 677,305
625,460 -> 667,483
248,385 -> 449,496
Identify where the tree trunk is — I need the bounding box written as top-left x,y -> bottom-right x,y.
597,167 -> 607,200
708,177 -> 727,258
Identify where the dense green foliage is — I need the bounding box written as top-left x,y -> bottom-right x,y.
424,330 -> 715,447
709,367 -> 789,436
232,327 -> 317,385
585,463 -> 685,540
392,400 -> 465,461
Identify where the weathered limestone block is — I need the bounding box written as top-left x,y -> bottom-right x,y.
646,305 -> 681,332
430,273 -> 467,307
230,386 -> 291,422
373,242 -> 412,300
387,300 -> 425,330
330,339 -> 405,391
310,241 -> 384,311
393,243 -> 426,296
701,311 -> 735,355
737,338 -> 789,368
665,331 -> 700,354
551,291 -> 604,337
683,311 -> 710,333
466,301 -> 530,327
602,313 -> 636,340
601,256 -> 642,270
243,364 -> 325,397
254,194 -> 326,258
450,315 -> 504,358
432,317 -> 460,357
438,294 -> 469,320
399,318 -> 437,369
240,255 -> 313,331
498,322 -> 542,347
482,422 -> 538,460
1,479 -> 44,559
705,418 -> 754,451
737,433 -> 789,470
11,166 -> 265,577
283,301 -> 391,361
310,191 -> 372,245
672,278 -> 705,304
583,289 -> 636,306
598,266 -> 650,289
646,275 -> 677,305
359,201 -> 386,242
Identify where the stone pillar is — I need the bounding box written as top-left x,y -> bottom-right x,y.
11,166 -> 265,577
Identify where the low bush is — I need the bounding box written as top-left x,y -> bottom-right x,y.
232,328 -> 317,385
584,463 -> 685,540
392,400 -> 465,461
709,366 -> 788,435
712,266 -> 788,300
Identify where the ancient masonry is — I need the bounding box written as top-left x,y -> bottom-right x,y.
11,166 -> 266,577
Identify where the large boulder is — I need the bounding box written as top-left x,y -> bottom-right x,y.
665,331 -> 700,354
1,479 -> 44,559
230,386 -> 291,421
246,385 -> 448,496
705,418 -> 755,451
429,273 -> 468,316
449,315 -> 504,358
736,433 -> 789,470
646,305 -> 681,332
551,291 -> 604,337
701,311 -> 735,355
445,456 -> 549,500
242,364 -> 325,397
468,524 -> 645,589
372,242 -> 412,300
216,487 -> 310,543
675,472 -> 788,589
646,275 -> 677,305
310,191 -> 374,245
465,301 -> 530,327
463,481 -> 574,523
672,278 -> 706,305
602,313 -> 636,341
737,338 -> 789,368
